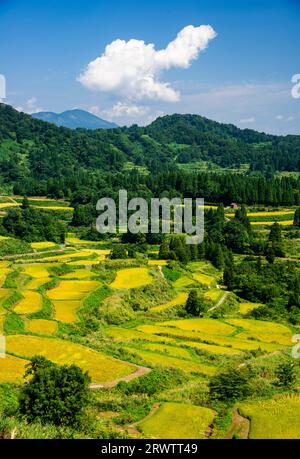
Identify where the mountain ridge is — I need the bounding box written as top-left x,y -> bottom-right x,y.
32,108 -> 118,129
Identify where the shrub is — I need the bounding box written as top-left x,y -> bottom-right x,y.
19,356 -> 91,427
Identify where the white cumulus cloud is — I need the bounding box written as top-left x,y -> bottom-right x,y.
77,24 -> 216,102
103,102 -> 150,118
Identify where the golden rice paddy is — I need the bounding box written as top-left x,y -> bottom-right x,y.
204,289 -> 223,302
251,220 -> 293,226
62,269 -> 95,279
161,318 -> 236,336
26,319 -> 57,335
110,268 -> 152,289
6,335 -> 135,383
173,276 -> 194,288
239,395 -> 300,439
148,260 -> 168,266
26,277 -> 51,289
139,402 -> 216,439
125,347 -> 216,376
247,211 -> 293,217
0,202 -> 20,209
226,318 -> 292,345
31,241 -> 57,250
105,326 -> 175,343
35,206 -> 73,211
151,292 -> 188,312
14,291 -> 42,314
23,264 -> 52,278
141,342 -> 193,359
52,300 -> 81,323
239,302 -> 262,314
192,272 -> 215,285
0,354 -> 29,383
137,324 -> 281,352
46,280 -> 100,300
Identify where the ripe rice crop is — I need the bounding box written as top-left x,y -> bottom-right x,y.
46,280 -> 100,300
52,300 -> 81,323
14,291 -> 42,314
148,260 -> 168,266
26,277 -> 51,289
139,402 -> 216,439
62,269 -> 95,279
105,326 -> 175,343
239,302 -> 262,314
66,236 -> 97,244
151,292 -> 188,312
204,289 -> 223,302
173,276 -> 194,288
141,343 -> 193,359
239,395 -> 300,439
251,220 -> 293,226
0,288 -> 10,303
161,318 -> 236,336
110,268 -> 152,289
23,264 -> 52,278
247,211 -> 293,217
124,347 -> 216,375
192,272 -> 215,285
137,324 -> 280,352
226,319 -> 292,345
35,206 -> 73,211
31,241 -> 57,250
180,340 -> 240,355
26,319 -> 57,335
6,335 -> 135,383
0,354 -> 29,383
0,202 -> 20,209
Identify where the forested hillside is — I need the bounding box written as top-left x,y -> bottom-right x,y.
0,103 -> 299,205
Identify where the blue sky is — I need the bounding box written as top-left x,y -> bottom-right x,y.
0,0 -> 299,133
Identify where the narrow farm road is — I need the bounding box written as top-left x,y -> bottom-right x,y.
208,290 -> 230,312
225,407 -> 250,439
90,365 -> 151,390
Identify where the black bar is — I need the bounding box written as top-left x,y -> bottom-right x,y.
0,439 -> 299,457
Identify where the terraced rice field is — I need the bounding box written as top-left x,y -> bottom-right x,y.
110,268 -> 152,289
6,335 -> 135,383
14,290 -> 42,314
204,289 -> 223,302
0,288 -> 10,303
137,324 -> 282,353
138,402 -> 216,439
62,269 -> 96,279
192,272 -> 215,285
52,300 -> 81,322
239,302 -> 262,314
124,346 -> 216,376
250,220 -> 293,226
161,318 -> 236,335
0,354 -> 29,383
23,264 -> 52,278
148,260 -> 168,266
31,241 -> 57,250
26,319 -> 57,335
141,342 -> 193,359
46,280 -> 100,300
247,211 -> 293,217
151,292 -> 188,312
26,277 -> 51,289
173,276 -> 194,288
239,395 -> 300,439
225,319 -> 293,346
105,326 -> 175,343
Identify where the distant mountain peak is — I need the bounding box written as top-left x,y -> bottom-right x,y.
32,109 -> 118,130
